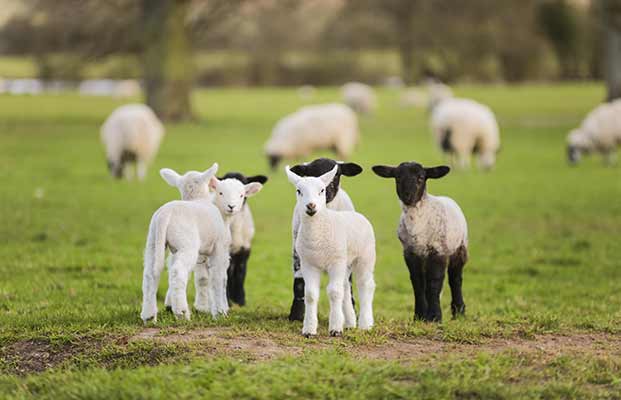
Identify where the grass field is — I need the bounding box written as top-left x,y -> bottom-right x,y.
0,84 -> 620,399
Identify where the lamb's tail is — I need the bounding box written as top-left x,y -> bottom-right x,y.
141,209 -> 170,322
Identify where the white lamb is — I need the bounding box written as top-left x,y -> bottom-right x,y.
159,168 -> 265,308
341,82 -> 377,115
567,99 -> 621,165
101,103 -> 164,180
286,158 -> 363,322
373,162 -> 468,322
286,165 -> 376,337
264,103 -> 359,170
430,97 -> 500,170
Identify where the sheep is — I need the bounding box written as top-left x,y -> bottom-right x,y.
287,158 -> 363,322
430,97 -> 501,170
264,103 -> 359,170
141,163 -> 231,322
297,85 -> 316,101
286,164 -> 376,337
341,82 -> 377,115
101,103 -> 164,180
400,87 -> 428,108
159,168 -> 266,308
567,99 -> 621,165
427,81 -> 454,111
372,161 -> 468,322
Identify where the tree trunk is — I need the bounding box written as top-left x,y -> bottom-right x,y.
603,0 -> 621,101
142,0 -> 193,122
396,10 -> 415,84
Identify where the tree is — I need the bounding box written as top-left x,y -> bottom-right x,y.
537,0 -> 581,79
601,0 -> 621,100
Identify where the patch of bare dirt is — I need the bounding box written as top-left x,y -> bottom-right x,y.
1,339 -> 93,375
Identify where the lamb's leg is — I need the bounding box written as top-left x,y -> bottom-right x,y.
228,248 -> 250,306
136,160 -> 147,181
208,244 -> 230,317
164,254 -> 173,311
425,253 -> 448,322
448,246 -> 467,318
301,266 -> 321,337
342,272 -> 356,329
355,266 -> 375,331
194,259 -> 210,314
169,251 -> 197,320
140,249 -> 167,323
327,266 -> 347,336
288,249 -> 305,321
404,250 -> 427,320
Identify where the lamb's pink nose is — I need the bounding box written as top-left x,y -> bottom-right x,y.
306,203 -> 316,210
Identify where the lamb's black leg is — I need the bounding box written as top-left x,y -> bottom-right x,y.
226,254 -> 237,306
425,253 -> 447,322
404,250 -> 427,320
288,250 -> 305,321
228,248 -> 250,306
448,246 -> 467,318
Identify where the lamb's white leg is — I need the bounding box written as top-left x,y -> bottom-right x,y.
342,274 -> 356,329
193,259 -> 210,314
208,245 -> 230,317
140,248 -> 167,323
356,267 -> 376,331
302,266 -> 321,337
169,250 -> 197,320
327,266 -> 347,336
164,254 -> 173,310
136,160 -> 147,181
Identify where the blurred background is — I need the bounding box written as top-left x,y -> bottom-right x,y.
0,0 -> 620,121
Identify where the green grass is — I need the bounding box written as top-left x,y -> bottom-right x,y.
0,83 -> 620,398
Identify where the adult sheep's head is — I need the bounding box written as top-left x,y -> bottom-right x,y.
289,158 -> 362,203
285,164 -> 339,217
160,163 -> 219,201
372,162 -> 450,207
566,129 -> 591,166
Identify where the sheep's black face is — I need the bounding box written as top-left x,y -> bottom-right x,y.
107,160 -> 123,179
567,145 -> 580,165
372,162 -> 450,207
290,158 -> 362,203
268,155 -> 281,171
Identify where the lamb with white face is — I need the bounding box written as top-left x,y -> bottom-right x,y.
210,178 -> 262,217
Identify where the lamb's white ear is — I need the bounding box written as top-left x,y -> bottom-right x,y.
200,162 -> 218,182
319,165 -> 339,186
209,176 -> 220,191
244,182 -> 262,197
285,166 -> 300,185
160,168 -> 181,187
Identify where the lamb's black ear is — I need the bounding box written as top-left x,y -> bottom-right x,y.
372,165 -> 397,178
246,175 -> 268,184
339,162 -> 363,177
425,165 -> 450,179
289,164 -> 307,176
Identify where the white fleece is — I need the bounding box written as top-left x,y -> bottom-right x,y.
342,82 -> 377,114
567,99 -> 621,162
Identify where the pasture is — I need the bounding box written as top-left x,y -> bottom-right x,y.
0,84 -> 620,399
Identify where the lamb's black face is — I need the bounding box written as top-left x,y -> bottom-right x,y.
290,158 -> 362,203
372,162 -> 450,206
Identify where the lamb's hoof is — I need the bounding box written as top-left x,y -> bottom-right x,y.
173,309 -> 191,320
289,300 -> 305,321
451,304 -> 466,319
141,315 -> 156,325
165,305 -> 172,312
302,332 -> 316,339
329,330 -> 342,337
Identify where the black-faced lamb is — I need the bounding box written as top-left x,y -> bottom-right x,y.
372,162 -> 468,322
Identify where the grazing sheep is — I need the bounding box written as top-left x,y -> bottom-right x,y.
264,103 -> 359,170
430,98 -> 501,170
567,99 -> 621,165
287,158 -> 363,322
101,104 -> 164,180
341,82 -> 377,115
286,165 -> 376,337
159,168 -> 266,307
372,162 -> 468,322
141,163 -> 230,322
427,82 -> 454,111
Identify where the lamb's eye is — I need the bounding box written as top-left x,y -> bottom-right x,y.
320,189 -> 325,195
296,189 -> 301,196
219,192 -> 223,195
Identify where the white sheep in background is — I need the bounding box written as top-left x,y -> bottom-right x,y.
101,103 -> 164,180
141,163 -> 231,322
427,81 -> 454,111
286,158 -> 363,322
341,82 -> 377,115
159,168 -> 265,308
297,85 -> 316,101
400,87 -> 428,108
286,165 -> 376,337
264,103 -> 359,170
372,161 -> 468,322
567,99 -> 621,165
430,97 -> 500,170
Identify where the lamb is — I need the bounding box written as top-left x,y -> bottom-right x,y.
341,82 -> 377,115
372,162 -> 468,322
567,99 -> 621,165
264,103 -> 359,170
101,103 -> 164,180
430,97 -> 501,170
286,165 -> 376,337
159,168 -> 266,308
287,158 -> 363,322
